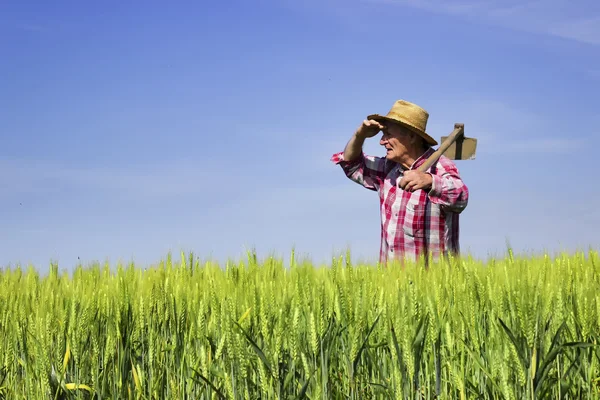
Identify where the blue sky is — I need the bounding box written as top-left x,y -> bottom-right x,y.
1,0 -> 599,272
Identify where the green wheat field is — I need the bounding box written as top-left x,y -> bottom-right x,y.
1,249 -> 599,399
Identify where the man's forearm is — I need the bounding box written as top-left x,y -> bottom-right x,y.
343,132 -> 367,162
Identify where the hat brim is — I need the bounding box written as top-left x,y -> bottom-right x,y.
367,114 -> 438,146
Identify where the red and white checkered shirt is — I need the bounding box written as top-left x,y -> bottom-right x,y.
331,147 -> 469,265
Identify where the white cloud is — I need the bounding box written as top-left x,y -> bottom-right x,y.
202,179 -> 384,263
0,158 -> 218,199
416,97 -> 595,156
548,16 -> 600,45
487,138 -> 585,154
459,186 -> 600,259
587,69 -> 600,80
363,0 -> 600,45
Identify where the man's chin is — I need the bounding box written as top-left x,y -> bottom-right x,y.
386,154 -> 402,164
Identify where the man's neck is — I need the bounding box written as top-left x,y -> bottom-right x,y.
397,147 -> 430,170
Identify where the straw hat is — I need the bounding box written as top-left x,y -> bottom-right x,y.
367,100 -> 438,146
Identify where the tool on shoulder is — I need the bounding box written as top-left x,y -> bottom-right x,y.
417,123 -> 477,172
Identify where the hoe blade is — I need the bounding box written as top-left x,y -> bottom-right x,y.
439,135 -> 477,160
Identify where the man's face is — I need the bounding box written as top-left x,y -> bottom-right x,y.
379,122 -> 415,162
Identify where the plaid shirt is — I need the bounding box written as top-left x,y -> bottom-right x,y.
331,147 -> 469,265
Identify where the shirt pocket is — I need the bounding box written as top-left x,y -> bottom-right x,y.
402,201 -> 426,239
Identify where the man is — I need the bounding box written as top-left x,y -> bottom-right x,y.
330,99 -> 469,266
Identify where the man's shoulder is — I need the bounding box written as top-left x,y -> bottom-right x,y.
434,155 -> 460,173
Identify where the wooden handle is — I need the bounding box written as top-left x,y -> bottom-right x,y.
417,123 -> 464,172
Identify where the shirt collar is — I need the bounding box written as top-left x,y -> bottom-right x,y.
408,147 -> 435,170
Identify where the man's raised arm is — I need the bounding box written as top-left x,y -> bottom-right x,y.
342,131 -> 367,161
331,119 -> 388,192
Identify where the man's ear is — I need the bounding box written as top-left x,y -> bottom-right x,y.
409,132 -> 426,149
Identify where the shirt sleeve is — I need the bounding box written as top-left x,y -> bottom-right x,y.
331,151 -> 387,192
427,157 -> 469,213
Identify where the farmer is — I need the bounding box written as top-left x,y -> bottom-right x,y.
331,99 -> 469,266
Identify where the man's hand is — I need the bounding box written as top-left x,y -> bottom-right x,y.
399,171 -> 433,192
343,119 -> 385,162
356,119 -> 385,139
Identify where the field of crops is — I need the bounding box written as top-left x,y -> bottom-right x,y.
1,249 -> 599,399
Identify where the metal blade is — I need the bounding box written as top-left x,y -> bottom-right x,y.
439,135 -> 477,160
